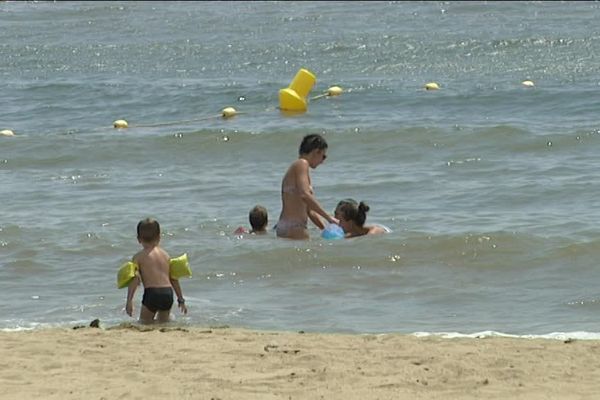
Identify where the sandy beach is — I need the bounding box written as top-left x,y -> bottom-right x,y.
1,324 -> 599,400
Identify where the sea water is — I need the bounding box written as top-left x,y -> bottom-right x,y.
2,1 -> 600,337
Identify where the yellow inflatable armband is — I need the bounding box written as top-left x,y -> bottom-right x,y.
169,253 -> 192,280
117,261 -> 138,289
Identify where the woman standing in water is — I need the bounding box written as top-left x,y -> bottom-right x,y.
276,134 -> 338,240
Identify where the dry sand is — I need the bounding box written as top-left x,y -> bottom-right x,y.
1,324 -> 599,399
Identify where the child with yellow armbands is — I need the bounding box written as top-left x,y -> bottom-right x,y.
117,218 -> 190,324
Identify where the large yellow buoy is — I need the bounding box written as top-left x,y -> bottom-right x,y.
113,119 -> 128,129
0,129 -> 15,137
222,107 -> 237,118
279,68 -> 316,112
424,82 -> 440,91
522,80 -> 535,88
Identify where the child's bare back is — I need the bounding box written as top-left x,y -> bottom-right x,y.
133,246 -> 171,288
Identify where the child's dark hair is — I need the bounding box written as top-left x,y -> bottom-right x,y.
137,218 -> 161,242
336,199 -> 370,227
249,205 -> 268,231
299,134 -> 328,155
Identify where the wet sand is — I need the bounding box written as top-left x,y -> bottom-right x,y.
2,325 -> 599,399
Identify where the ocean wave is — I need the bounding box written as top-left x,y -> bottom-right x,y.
413,330 -> 600,341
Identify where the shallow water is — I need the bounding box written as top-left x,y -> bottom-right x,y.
2,1 -> 600,336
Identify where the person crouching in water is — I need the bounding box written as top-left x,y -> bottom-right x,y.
233,205 -> 269,235
334,199 -> 388,238
125,218 -> 187,323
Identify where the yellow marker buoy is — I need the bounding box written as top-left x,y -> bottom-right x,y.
424,82 -> 440,91
113,119 -> 128,129
0,129 -> 15,137
279,68 -> 316,112
327,86 -> 343,96
522,80 -> 535,88
222,107 -> 237,119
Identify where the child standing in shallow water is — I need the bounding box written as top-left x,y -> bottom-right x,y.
125,218 -> 187,323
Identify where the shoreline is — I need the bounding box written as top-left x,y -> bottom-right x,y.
3,319 -> 600,340
2,325 -> 599,399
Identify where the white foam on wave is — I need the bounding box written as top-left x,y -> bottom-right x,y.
412,330 -> 600,340
0,319 -> 102,332
374,223 -> 392,233
0,321 -> 43,332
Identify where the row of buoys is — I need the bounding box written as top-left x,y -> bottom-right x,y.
2,68 -> 537,135
110,68 -> 344,130
2,67 -> 344,135
110,105 -> 239,129
424,80 -> 535,91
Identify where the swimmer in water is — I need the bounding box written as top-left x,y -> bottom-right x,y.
249,205 -> 268,234
234,205 -> 269,235
334,199 -> 387,238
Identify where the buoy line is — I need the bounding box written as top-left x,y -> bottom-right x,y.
3,66 -> 540,138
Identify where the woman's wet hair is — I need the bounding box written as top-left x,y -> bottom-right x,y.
299,134 -> 328,155
336,199 -> 370,227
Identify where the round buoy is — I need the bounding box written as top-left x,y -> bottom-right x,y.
424,82 -> 440,91
0,129 -> 15,137
222,107 -> 237,118
522,80 -> 535,88
327,86 -> 343,96
113,119 -> 128,129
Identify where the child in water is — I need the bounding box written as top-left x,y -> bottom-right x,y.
249,205 -> 268,234
334,199 -> 388,238
234,205 -> 269,235
125,218 -> 187,323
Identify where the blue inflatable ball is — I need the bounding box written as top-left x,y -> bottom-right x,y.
321,223 -> 345,240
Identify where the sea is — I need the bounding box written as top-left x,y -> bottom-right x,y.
2,1 -> 600,339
